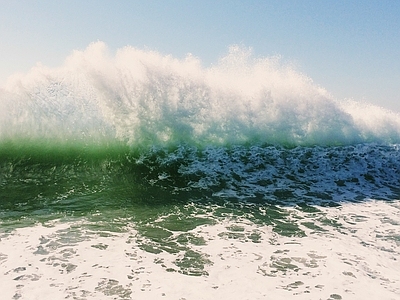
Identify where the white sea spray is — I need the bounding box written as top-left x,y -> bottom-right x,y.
1,42 -> 399,147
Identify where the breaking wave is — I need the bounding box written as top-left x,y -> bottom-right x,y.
1,41 -> 400,149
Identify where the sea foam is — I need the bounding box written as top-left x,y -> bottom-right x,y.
1,42 -> 400,147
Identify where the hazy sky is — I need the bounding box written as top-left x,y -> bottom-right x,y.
1,1 -> 399,112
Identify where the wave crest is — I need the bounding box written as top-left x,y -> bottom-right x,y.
1,41 -> 400,147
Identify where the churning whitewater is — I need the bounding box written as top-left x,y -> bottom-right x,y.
1,41 -> 400,147
0,42 -> 400,300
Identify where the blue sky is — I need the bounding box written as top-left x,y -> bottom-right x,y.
1,1 -> 399,112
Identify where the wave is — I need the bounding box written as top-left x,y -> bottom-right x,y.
1,143 -> 399,219
1,41 -> 400,149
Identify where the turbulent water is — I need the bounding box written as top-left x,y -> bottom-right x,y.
0,42 -> 399,299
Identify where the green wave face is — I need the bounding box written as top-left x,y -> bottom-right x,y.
1,143 -> 400,223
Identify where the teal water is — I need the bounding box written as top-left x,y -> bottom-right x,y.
1,141 -> 399,226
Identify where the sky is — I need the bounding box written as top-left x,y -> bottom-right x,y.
1,0 -> 400,112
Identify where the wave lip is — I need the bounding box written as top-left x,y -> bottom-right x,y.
1,41 -> 400,148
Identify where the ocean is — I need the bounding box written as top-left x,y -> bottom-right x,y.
0,42 -> 399,299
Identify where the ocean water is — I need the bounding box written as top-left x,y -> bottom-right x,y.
0,42 -> 400,299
